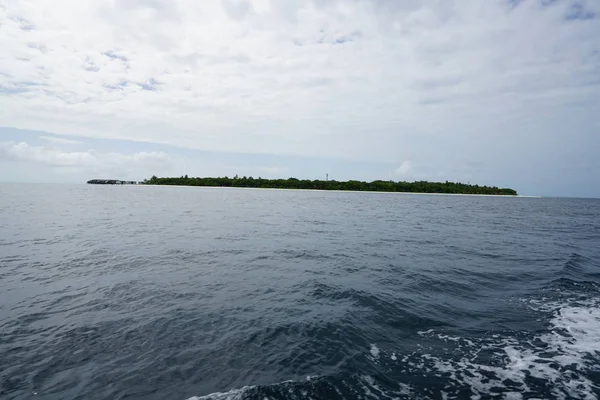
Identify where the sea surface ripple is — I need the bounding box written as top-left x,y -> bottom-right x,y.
1,184 -> 599,400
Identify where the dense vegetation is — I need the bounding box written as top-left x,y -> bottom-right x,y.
143,175 -> 517,195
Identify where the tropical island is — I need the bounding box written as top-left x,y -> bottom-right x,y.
142,175 -> 517,195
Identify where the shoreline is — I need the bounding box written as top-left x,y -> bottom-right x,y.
131,184 -> 540,198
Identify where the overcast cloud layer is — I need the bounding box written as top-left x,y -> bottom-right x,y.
0,0 -> 599,196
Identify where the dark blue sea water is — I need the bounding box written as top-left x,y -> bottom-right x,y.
1,184 -> 599,400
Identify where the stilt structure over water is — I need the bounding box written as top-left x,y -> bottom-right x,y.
87,179 -> 138,185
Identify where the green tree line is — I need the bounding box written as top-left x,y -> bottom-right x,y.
143,175 -> 517,195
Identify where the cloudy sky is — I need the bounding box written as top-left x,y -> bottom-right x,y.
0,0 -> 599,197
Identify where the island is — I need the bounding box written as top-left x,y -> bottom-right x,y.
141,175 -> 517,195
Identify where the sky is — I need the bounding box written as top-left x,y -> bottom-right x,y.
0,0 -> 599,197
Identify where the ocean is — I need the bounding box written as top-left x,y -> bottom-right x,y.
1,183 -> 599,400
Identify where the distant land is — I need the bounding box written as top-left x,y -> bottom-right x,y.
141,175 -> 518,195
87,179 -> 137,185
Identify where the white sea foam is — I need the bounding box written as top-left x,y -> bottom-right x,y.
435,300 -> 598,399
358,375 -> 413,399
187,386 -> 251,400
369,343 -> 380,359
418,329 -> 434,336
398,382 -> 412,396
191,300 -> 600,400
368,298 -> 600,399
546,304 -> 600,358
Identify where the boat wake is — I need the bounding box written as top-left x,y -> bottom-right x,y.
189,280 -> 600,400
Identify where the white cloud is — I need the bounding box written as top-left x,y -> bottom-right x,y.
395,161 -> 414,178
0,139 -> 294,183
0,141 -> 171,179
0,141 -> 97,166
0,0 -> 599,190
255,165 -> 289,176
39,135 -> 83,145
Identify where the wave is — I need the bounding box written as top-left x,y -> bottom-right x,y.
187,289 -> 600,400
367,283 -> 600,400
187,375 -> 412,400
188,385 -> 252,400
407,300 -> 600,399
562,253 -> 592,275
